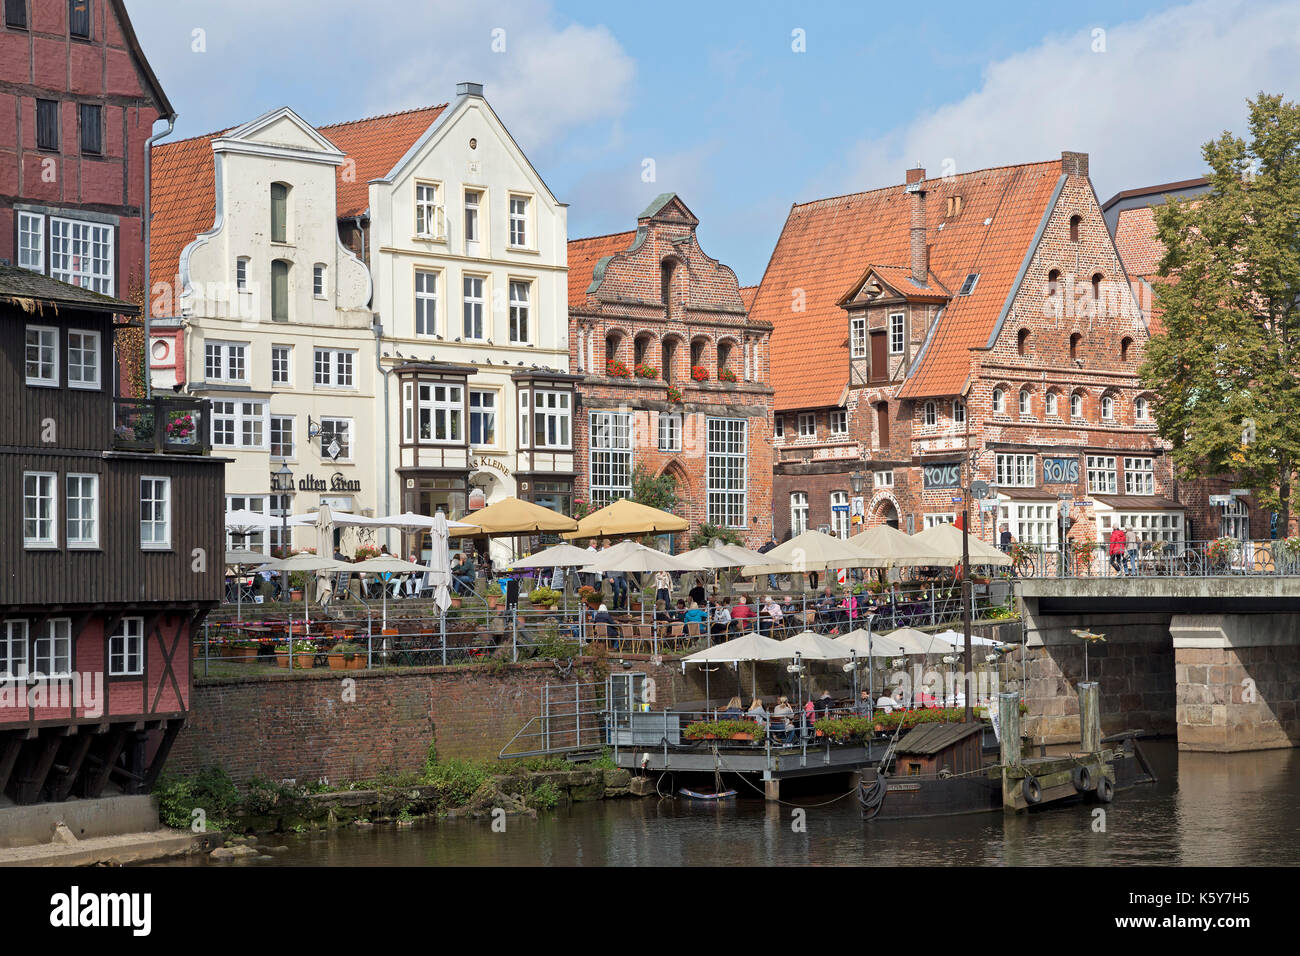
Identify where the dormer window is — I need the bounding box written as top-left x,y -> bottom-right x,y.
959,274 -> 979,296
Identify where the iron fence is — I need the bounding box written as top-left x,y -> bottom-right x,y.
1004,537 -> 1300,579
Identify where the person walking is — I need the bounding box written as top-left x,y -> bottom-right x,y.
758,537 -> 779,590
1107,525 -> 1127,576
654,569 -> 673,610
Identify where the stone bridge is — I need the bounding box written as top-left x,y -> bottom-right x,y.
1016,577 -> 1300,752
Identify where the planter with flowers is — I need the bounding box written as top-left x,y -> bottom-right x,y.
690,366 -> 710,382
718,367 -> 737,383
275,639 -> 317,669
665,386 -> 684,404
634,363 -> 659,379
163,410 -> 197,449
683,719 -> 766,742
606,359 -> 632,379
328,641 -> 367,671
353,544 -> 381,561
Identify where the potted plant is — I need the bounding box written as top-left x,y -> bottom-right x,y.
164,410 -> 197,445
718,367 -> 737,383
328,641 -> 366,671
683,719 -> 766,742
665,385 -> 684,404
275,639 -> 316,669
690,365 -> 709,382
229,639 -> 259,662
606,359 -> 632,378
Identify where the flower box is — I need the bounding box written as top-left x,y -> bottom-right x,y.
690,366 -> 710,382
718,368 -> 737,383
606,360 -> 632,378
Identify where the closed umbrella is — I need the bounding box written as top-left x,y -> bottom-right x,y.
427,512 -> 453,615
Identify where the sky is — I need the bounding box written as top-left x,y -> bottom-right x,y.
126,0 -> 1300,285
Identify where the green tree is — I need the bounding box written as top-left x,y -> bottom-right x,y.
1142,93 -> 1300,532
687,523 -> 743,549
631,464 -> 678,513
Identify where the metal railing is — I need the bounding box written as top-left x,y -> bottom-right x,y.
112,397 -> 211,454
1004,538 -> 1300,579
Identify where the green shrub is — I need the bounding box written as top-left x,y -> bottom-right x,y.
423,758 -> 493,806
526,781 -> 560,810
683,718 -> 766,740
153,765 -> 239,830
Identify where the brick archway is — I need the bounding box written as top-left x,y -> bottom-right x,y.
868,491 -> 901,529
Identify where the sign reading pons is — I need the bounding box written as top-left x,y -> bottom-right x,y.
1043,457 -> 1080,484
922,462 -> 961,489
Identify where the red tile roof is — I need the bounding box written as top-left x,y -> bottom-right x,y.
739,284 -> 757,311
750,160 -> 1063,410
150,105 -> 445,292
1113,205 -> 1164,280
567,230 -> 637,310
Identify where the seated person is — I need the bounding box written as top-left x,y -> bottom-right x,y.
815,587 -> 838,610
746,698 -> 768,725
683,602 -> 709,625
815,690 -> 835,717
711,597 -> 733,639
671,599 -> 688,622
760,595 -> 784,634
721,696 -> 744,719
771,696 -> 796,744
876,691 -> 901,713
591,604 -> 618,647
451,553 -> 475,595
730,595 -> 756,629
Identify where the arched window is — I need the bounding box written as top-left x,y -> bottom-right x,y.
953,399 -> 966,425
1046,391 -> 1059,417
1047,269 -> 1061,296
1069,332 -> 1082,359
1101,394 -> 1115,420
830,491 -> 849,539
661,336 -> 679,384
270,182 -> 290,244
634,332 -> 655,369
1136,396 -> 1150,421
1071,391 -> 1083,418
1091,272 -> 1103,301
717,340 -> 733,377
605,331 -> 623,364
924,401 -> 937,426
992,388 -> 1006,414
1121,336 -> 1133,362
1017,328 -> 1030,356
690,336 -> 707,371
1069,215 -> 1081,242
1019,388 -> 1031,416
271,259 -> 291,322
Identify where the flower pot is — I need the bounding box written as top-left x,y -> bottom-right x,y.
290,589 -> 304,602
450,598 -> 463,609
729,733 -> 754,741
348,655 -> 367,670
328,654 -> 349,671
231,647 -> 257,661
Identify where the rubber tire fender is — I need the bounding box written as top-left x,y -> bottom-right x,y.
1095,774 -> 1114,804
1072,764 -> 1094,793
1022,774 -> 1043,805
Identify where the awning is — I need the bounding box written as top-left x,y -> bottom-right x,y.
1091,495 -> 1185,510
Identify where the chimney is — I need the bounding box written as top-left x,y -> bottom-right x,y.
1061,151 -> 1089,178
457,81 -> 484,98
906,166 -> 927,285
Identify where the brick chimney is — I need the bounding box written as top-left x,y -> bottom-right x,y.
906,166 -> 927,285
1061,151 -> 1089,178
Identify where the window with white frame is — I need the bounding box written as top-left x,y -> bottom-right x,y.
66,473 -> 98,548
469,390 -> 497,446
141,477 -> 171,549
1135,396 -> 1150,421
706,419 -> 747,528
23,471 -> 56,548
996,454 -> 1036,487
1019,389 -> 1031,416
1086,455 -> 1117,494
530,390 -> 571,449
320,418 -> 352,460
225,494 -> 268,553
109,617 -> 144,677
270,415 -> 295,459
313,348 -> 355,388
463,275 -> 485,339
415,183 -> 442,237
850,317 -> 866,358
1124,457 -> 1154,495
236,257 -> 249,291
1,621 -> 28,681
1220,498 -> 1249,541
798,413 -> 816,438
211,400 -> 268,449
313,263 -> 326,297
923,402 -> 937,426
204,341 -> 247,382
1101,394 -> 1115,421
1046,392 -> 1059,417
992,388 -> 1006,414
875,469 -> 894,488
271,345 -> 291,385
1098,511 -> 1183,546
33,619 -> 71,679
18,211 -> 44,272
416,384 -> 462,443
830,410 -> 848,435
415,270 -> 438,336
774,417 -> 784,439
509,280 -> 530,343
1000,501 -> 1058,547
590,411 -> 632,506
67,329 -> 100,389
790,493 -> 809,535
658,411 -> 682,452
50,217 -> 113,293
953,399 -> 966,425
464,189 -> 480,242
25,325 -> 58,386
924,513 -> 956,528
509,195 -> 529,247
830,491 -> 849,539
1071,392 -> 1084,418
889,312 -> 905,354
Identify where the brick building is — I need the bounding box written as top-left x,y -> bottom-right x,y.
754,152 -> 1186,555
0,0 -> 174,389
568,194 -> 774,548
1104,177 -> 1282,544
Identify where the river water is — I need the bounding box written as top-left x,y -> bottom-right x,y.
165,741 -> 1300,866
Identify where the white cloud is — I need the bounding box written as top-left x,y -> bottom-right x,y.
835,0 -> 1300,199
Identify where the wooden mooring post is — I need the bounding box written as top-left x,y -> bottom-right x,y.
1078,681 -> 1100,753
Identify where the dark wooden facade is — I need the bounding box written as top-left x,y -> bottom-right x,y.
0,267 -> 221,804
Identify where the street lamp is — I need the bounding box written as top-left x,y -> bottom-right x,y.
849,469 -> 866,495
272,462 -> 294,601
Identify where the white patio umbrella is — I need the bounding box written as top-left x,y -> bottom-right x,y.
255,553 -> 351,631
776,630 -> 853,660
506,543 -> 592,611
932,627 -> 1002,649
882,627 -> 950,656
225,549 -> 267,620
584,541 -> 696,622
836,628 -> 909,659
350,556 -> 430,629
850,523 -> 950,568
739,530 -> 872,576
682,631 -> 788,702
910,522 -> 1012,566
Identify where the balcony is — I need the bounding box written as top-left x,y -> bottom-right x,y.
112,398 -> 211,455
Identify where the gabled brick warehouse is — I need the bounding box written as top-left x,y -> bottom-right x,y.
568,194 -> 774,548
753,152 -> 1189,553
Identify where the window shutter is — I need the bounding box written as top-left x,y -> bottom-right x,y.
78,104 -> 101,154
68,0 -> 89,37
271,261 -> 289,321
869,330 -> 887,382
36,100 -> 59,150
5,0 -> 28,29
270,184 -> 287,243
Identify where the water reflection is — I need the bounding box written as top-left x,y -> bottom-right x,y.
159,742 -> 1300,867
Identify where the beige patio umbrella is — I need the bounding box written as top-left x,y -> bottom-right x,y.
349,555 -> 430,629
506,543 -> 593,568
255,552 -> 352,631
836,628 -> 910,659
582,540 -> 696,574
449,496 -> 577,537
850,523 -> 950,567
882,627 -> 951,656
776,630 -> 852,660
682,631 -> 789,702
677,546 -> 743,570
562,498 -> 688,540
909,522 -> 1012,566
739,530 -> 871,576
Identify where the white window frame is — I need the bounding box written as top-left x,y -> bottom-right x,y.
109,617 -> 144,677
313,348 -> 356,388
271,344 -> 292,385
850,316 -> 866,358
210,400 -> 269,449
1101,394 -> 1115,421
49,216 -> 113,294
992,388 -> 1006,414
658,411 -> 683,452
889,312 -> 905,354
924,513 -> 956,529
830,491 -> 849,539
798,413 -> 816,438
1001,500 -> 1058,547
66,473 -> 99,549
1124,457 -> 1155,496
1135,396 -> 1150,422
415,182 -> 444,239
462,275 -> 486,340
464,188 -> 481,243
23,471 -> 57,549
874,470 -> 894,488
25,325 -> 59,386
313,263 -> 326,298
995,454 -> 1036,488
530,389 -> 571,450
33,618 -> 71,680
590,410 -> 632,506
1220,498 -> 1249,541
830,410 -> 848,435
1,620 -> 29,681
923,402 -> 937,427
790,492 -> 809,536
508,279 -> 531,344
1046,392 -> 1059,417
1018,389 -> 1031,416
1097,510 -> 1183,548
417,384 -> 463,445
320,417 -> 354,461
141,476 -> 171,550
469,389 -> 498,448
953,400 -> 966,426
706,418 -> 747,528
67,329 -> 101,390
1071,392 -> 1084,418
415,269 -> 439,337
508,193 -> 530,248
236,256 -> 249,291
1086,455 -> 1118,494
18,211 -> 44,272
270,414 -> 295,460
204,340 -> 248,383
774,417 -> 784,439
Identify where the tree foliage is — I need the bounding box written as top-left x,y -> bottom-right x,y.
631,464 -> 678,514
1142,93 -> 1300,530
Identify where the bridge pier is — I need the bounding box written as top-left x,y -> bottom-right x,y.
1172,614 -> 1300,752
